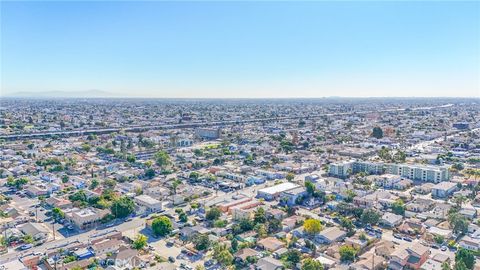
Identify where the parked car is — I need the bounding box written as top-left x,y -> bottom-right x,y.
403,237 -> 413,242
393,233 -> 403,239
168,256 -> 175,263
19,244 -> 33,250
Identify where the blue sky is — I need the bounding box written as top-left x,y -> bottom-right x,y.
1,1 -> 479,98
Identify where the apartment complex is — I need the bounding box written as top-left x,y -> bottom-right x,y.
329,161 -> 450,183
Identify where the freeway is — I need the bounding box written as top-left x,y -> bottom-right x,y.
408,127 -> 480,152
0,104 -> 454,141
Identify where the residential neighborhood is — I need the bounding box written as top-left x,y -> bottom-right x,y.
0,98 -> 479,270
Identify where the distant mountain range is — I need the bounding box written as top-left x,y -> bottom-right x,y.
3,90 -> 116,98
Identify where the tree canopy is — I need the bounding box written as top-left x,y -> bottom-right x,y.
302,258 -> 324,270
110,196 -> 135,218
151,216 -> 173,237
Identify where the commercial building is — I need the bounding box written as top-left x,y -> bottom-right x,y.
66,208 -> 109,229
257,182 -> 300,201
134,195 -> 162,213
195,128 -> 221,140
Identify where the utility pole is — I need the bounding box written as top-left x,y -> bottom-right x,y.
372,247 -> 375,270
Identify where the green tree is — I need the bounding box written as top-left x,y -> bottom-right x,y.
286,173 -> 295,181
255,224 -> 268,238
51,207 -> 65,221
189,172 -> 200,180
144,168 -> 155,179
452,163 -> 465,171
126,154 -> 136,163
449,212 -> 469,235
231,238 -> 239,253
305,181 -> 316,195
361,209 -> 381,225
455,248 -> 475,270
254,207 -> 266,224
151,216 -> 173,237
340,217 -> 354,232
154,151 -> 170,167
171,179 -> 181,195
22,234 -> 34,244
110,196 -> 135,218
344,190 -> 356,203
206,207 -> 221,221
192,234 -> 210,251
339,245 -> 358,262
371,127 -> 383,139
90,179 -> 99,190
69,190 -> 87,202
213,244 -> 233,266
62,175 -> 69,183
267,218 -> 282,233
455,260 -> 468,270
394,151 -> 407,163
302,258 -> 324,270
434,235 -> 445,245
179,212 -> 188,223
392,199 -> 406,215
304,219 -> 323,235
132,234 -> 148,250
285,249 -> 302,265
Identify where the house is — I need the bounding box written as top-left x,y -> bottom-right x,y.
389,243 -> 430,270
267,208 -> 286,220
458,235 -> 480,251
257,237 -> 285,252
179,225 -> 209,240
18,222 -> 49,240
134,195 -> 162,213
459,208 -> 477,219
316,227 -> 347,244
234,248 -> 260,263
256,256 -> 284,270
282,215 -> 304,231
106,246 -> 143,268
427,227 -> 452,240
45,197 -> 73,209
406,198 -> 435,213
394,179 -> 413,190
381,213 -> 403,227
315,255 -> 337,269
398,218 -> 425,235
431,182 -> 458,198
352,253 -> 385,270
420,259 -> 443,270
0,259 -> 28,270
25,185 -> 49,197
91,239 -> 124,256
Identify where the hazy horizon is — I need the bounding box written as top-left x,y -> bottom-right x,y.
1,1 -> 479,98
